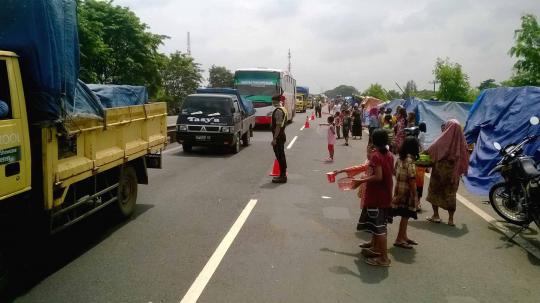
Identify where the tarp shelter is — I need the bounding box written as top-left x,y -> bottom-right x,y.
463,87 -> 540,195
377,98 -> 472,148
0,0 -> 103,122
362,96 -> 383,112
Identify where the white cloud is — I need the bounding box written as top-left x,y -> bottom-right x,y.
115,0 -> 540,93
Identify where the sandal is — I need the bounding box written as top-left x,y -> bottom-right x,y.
406,239 -> 418,245
361,249 -> 380,258
426,217 -> 441,223
393,242 -> 413,249
448,222 -> 456,227
365,257 -> 391,267
358,242 -> 372,249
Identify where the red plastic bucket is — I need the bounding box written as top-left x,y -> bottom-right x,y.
337,177 -> 356,191
326,172 -> 336,183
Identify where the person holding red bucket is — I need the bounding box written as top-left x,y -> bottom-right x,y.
331,129 -> 395,267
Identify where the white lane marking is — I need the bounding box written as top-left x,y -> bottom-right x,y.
321,196 -> 332,199
425,173 -> 540,258
287,136 -> 298,150
164,145 -> 184,154
180,199 -> 258,303
300,125 -> 305,131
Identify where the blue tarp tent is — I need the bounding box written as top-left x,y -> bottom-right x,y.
416,100 -> 472,147
378,98 -> 472,148
463,87 -> 540,195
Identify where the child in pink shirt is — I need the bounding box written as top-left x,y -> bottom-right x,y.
322,116 -> 336,161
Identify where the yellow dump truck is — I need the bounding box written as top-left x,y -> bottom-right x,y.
0,51 -> 166,287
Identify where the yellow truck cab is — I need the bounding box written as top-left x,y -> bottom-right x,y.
295,95 -> 306,113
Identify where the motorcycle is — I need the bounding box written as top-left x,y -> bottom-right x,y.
488,116 -> 540,228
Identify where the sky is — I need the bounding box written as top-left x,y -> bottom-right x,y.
115,0 -> 540,93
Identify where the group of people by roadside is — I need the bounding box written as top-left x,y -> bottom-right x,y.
333,105 -> 470,267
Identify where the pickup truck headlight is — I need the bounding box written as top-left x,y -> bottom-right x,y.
221,126 -> 233,133
177,124 -> 187,131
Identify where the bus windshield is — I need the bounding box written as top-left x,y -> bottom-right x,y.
234,71 -> 280,99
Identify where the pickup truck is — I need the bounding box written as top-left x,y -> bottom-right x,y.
176,91 -> 255,153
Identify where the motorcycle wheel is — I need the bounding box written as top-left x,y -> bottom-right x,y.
489,182 -> 530,225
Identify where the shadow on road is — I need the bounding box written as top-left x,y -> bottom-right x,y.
409,221 -> 469,238
171,147 -> 236,158
321,248 -> 389,283
4,204 -> 154,301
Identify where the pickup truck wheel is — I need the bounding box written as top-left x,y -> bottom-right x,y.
182,143 -> 192,152
242,132 -> 250,146
115,166 -> 138,218
232,134 -> 241,154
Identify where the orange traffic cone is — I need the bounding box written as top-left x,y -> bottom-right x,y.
311,112 -> 315,120
269,159 -> 287,176
305,116 -> 310,128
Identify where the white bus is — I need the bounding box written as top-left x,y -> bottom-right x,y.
234,68 -> 296,125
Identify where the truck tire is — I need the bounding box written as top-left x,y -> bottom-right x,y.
242,131 -> 250,146
115,166 -> 138,218
182,143 -> 192,152
231,134 -> 241,154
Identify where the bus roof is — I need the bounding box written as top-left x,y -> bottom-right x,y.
235,68 -> 283,73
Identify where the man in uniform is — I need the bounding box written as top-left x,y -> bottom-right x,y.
271,94 -> 287,183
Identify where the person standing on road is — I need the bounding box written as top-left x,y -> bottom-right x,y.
351,105 -> 363,140
393,107 -> 407,152
342,110 -> 352,146
392,137 -> 420,249
425,119 -> 469,226
320,116 -> 336,162
271,95 -> 288,183
334,111 -> 342,140
337,129 -> 394,267
315,99 -> 322,118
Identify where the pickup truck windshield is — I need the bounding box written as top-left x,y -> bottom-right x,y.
181,96 -> 232,116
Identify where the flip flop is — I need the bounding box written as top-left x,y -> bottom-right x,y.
406,239 -> 418,245
365,257 -> 391,267
361,249 -> 381,258
393,242 -> 413,249
426,217 -> 441,223
358,242 -> 372,249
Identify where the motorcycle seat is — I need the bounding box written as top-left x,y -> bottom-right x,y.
521,158 -> 540,179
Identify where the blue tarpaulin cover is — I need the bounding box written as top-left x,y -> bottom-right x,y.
0,0 -> 103,121
377,98 -> 472,148
87,84 -> 147,108
463,87 -> 540,195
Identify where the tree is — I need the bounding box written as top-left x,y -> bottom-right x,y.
324,85 -> 358,98
509,14 -> 540,86
363,83 -> 388,101
387,89 -> 401,100
208,65 -> 234,88
403,80 -> 418,99
433,58 -> 471,102
159,52 -> 203,111
478,79 -> 499,90
78,0 -> 168,96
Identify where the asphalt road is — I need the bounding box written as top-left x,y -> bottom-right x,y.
9,111 -> 540,303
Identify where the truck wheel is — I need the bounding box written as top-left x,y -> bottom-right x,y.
242,131 -> 250,146
232,134 -> 241,154
115,166 -> 138,218
182,143 -> 192,152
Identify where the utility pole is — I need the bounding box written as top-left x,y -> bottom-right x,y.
187,32 -> 191,56
288,49 -> 291,74
429,80 -> 439,92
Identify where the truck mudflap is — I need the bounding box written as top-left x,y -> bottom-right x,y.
145,153 -> 162,169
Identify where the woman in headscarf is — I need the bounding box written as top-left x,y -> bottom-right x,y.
393,107 -> 407,153
351,104 -> 363,139
425,119 -> 469,226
